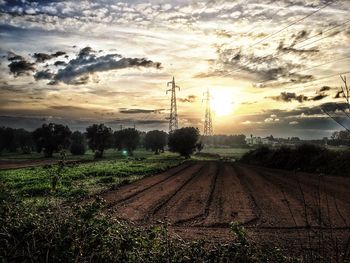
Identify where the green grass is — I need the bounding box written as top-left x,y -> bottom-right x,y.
201,147 -> 250,159
0,151 -> 184,200
0,149 -> 155,161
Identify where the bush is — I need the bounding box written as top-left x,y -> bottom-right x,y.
0,198 -> 291,263
240,144 -> 350,176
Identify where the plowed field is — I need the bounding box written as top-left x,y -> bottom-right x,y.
102,161 -> 350,251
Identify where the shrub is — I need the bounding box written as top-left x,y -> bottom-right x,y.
240,144 -> 349,176
0,198 -> 291,263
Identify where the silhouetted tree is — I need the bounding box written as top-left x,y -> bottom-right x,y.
86,124 -> 112,158
168,127 -> 199,158
144,130 -> 167,154
0,127 -> 15,153
70,131 -> 86,155
114,128 -> 140,156
15,128 -> 34,154
32,123 -> 71,157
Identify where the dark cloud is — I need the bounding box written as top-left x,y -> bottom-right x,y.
309,93 -> 328,101
34,69 -> 54,81
179,95 -> 197,103
33,51 -> 66,63
54,60 -> 67,66
8,58 -> 35,77
319,86 -> 331,92
269,92 -> 308,103
52,51 -> 66,57
335,90 -> 344,99
33,53 -> 52,63
270,91 -> 329,103
119,108 -> 165,114
37,46 -> 163,85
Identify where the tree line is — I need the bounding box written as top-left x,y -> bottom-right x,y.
0,124 -> 201,158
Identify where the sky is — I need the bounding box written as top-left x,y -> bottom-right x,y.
0,0 -> 349,139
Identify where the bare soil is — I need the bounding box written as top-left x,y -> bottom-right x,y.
102,161 -> 350,256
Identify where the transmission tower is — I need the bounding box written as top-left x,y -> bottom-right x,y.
203,88 -> 213,136
166,76 -> 180,132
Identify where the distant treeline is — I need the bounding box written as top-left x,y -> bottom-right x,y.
240,144 -> 350,177
0,124 -> 162,158
202,134 -> 247,147
0,124 -> 201,158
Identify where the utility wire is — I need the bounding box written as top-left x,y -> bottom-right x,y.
219,1 -> 336,78
294,18 -> 350,48
256,55 -> 350,86
245,1 -> 334,50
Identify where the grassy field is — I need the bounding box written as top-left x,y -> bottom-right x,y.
0,149 -> 153,161
0,151 -> 184,201
201,147 -> 251,159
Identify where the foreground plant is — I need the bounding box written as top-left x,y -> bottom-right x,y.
0,196 -> 292,263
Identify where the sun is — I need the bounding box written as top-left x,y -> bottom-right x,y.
210,89 -> 234,117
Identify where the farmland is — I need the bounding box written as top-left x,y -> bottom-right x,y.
1,148 -> 350,261
0,151 -> 184,200
102,160 -> 350,258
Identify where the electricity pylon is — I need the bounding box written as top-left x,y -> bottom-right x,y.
166,76 -> 180,133
203,88 -> 213,136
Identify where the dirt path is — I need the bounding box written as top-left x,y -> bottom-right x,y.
102,161 -> 350,254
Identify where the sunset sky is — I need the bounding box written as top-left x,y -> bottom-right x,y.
0,0 -> 349,139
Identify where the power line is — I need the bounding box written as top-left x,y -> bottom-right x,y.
219,1 -> 336,78
294,18 -> 350,48
246,1 -> 334,50
255,55 -> 350,86
280,70 -> 350,90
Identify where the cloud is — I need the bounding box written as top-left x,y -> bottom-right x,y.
309,93 -> 328,101
54,60 -> 67,66
34,69 -> 54,80
119,108 -> 165,114
35,46 -> 162,85
33,51 -> 66,63
319,86 -> 331,92
7,55 -> 35,76
270,90 -> 329,103
269,92 -> 308,103
179,95 -> 197,103
33,53 -> 52,63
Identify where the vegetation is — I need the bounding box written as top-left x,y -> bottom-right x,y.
240,144 -> 350,176
0,127 -> 34,154
144,130 -> 167,154
32,123 -> 72,157
168,127 -> 200,158
0,151 -> 183,199
70,131 -> 87,155
202,134 -> 247,147
86,124 -> 113,158
114,128 -> 140,156
0,196 -> 291,263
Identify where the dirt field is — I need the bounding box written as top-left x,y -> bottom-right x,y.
102,161 -> 350,254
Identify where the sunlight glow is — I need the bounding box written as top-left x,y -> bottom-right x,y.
210,89 -> 234,117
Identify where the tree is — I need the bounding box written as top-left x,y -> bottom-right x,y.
70,131 -> 86,155
32,123 -> 71,157
0,127 -> 15,153
144,130 -> 167,154
86,124 -> 112,158
322,75 -> 350,132
168,127 -> 200,158
114,128 -> 140,156
15,128 -> 34,154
